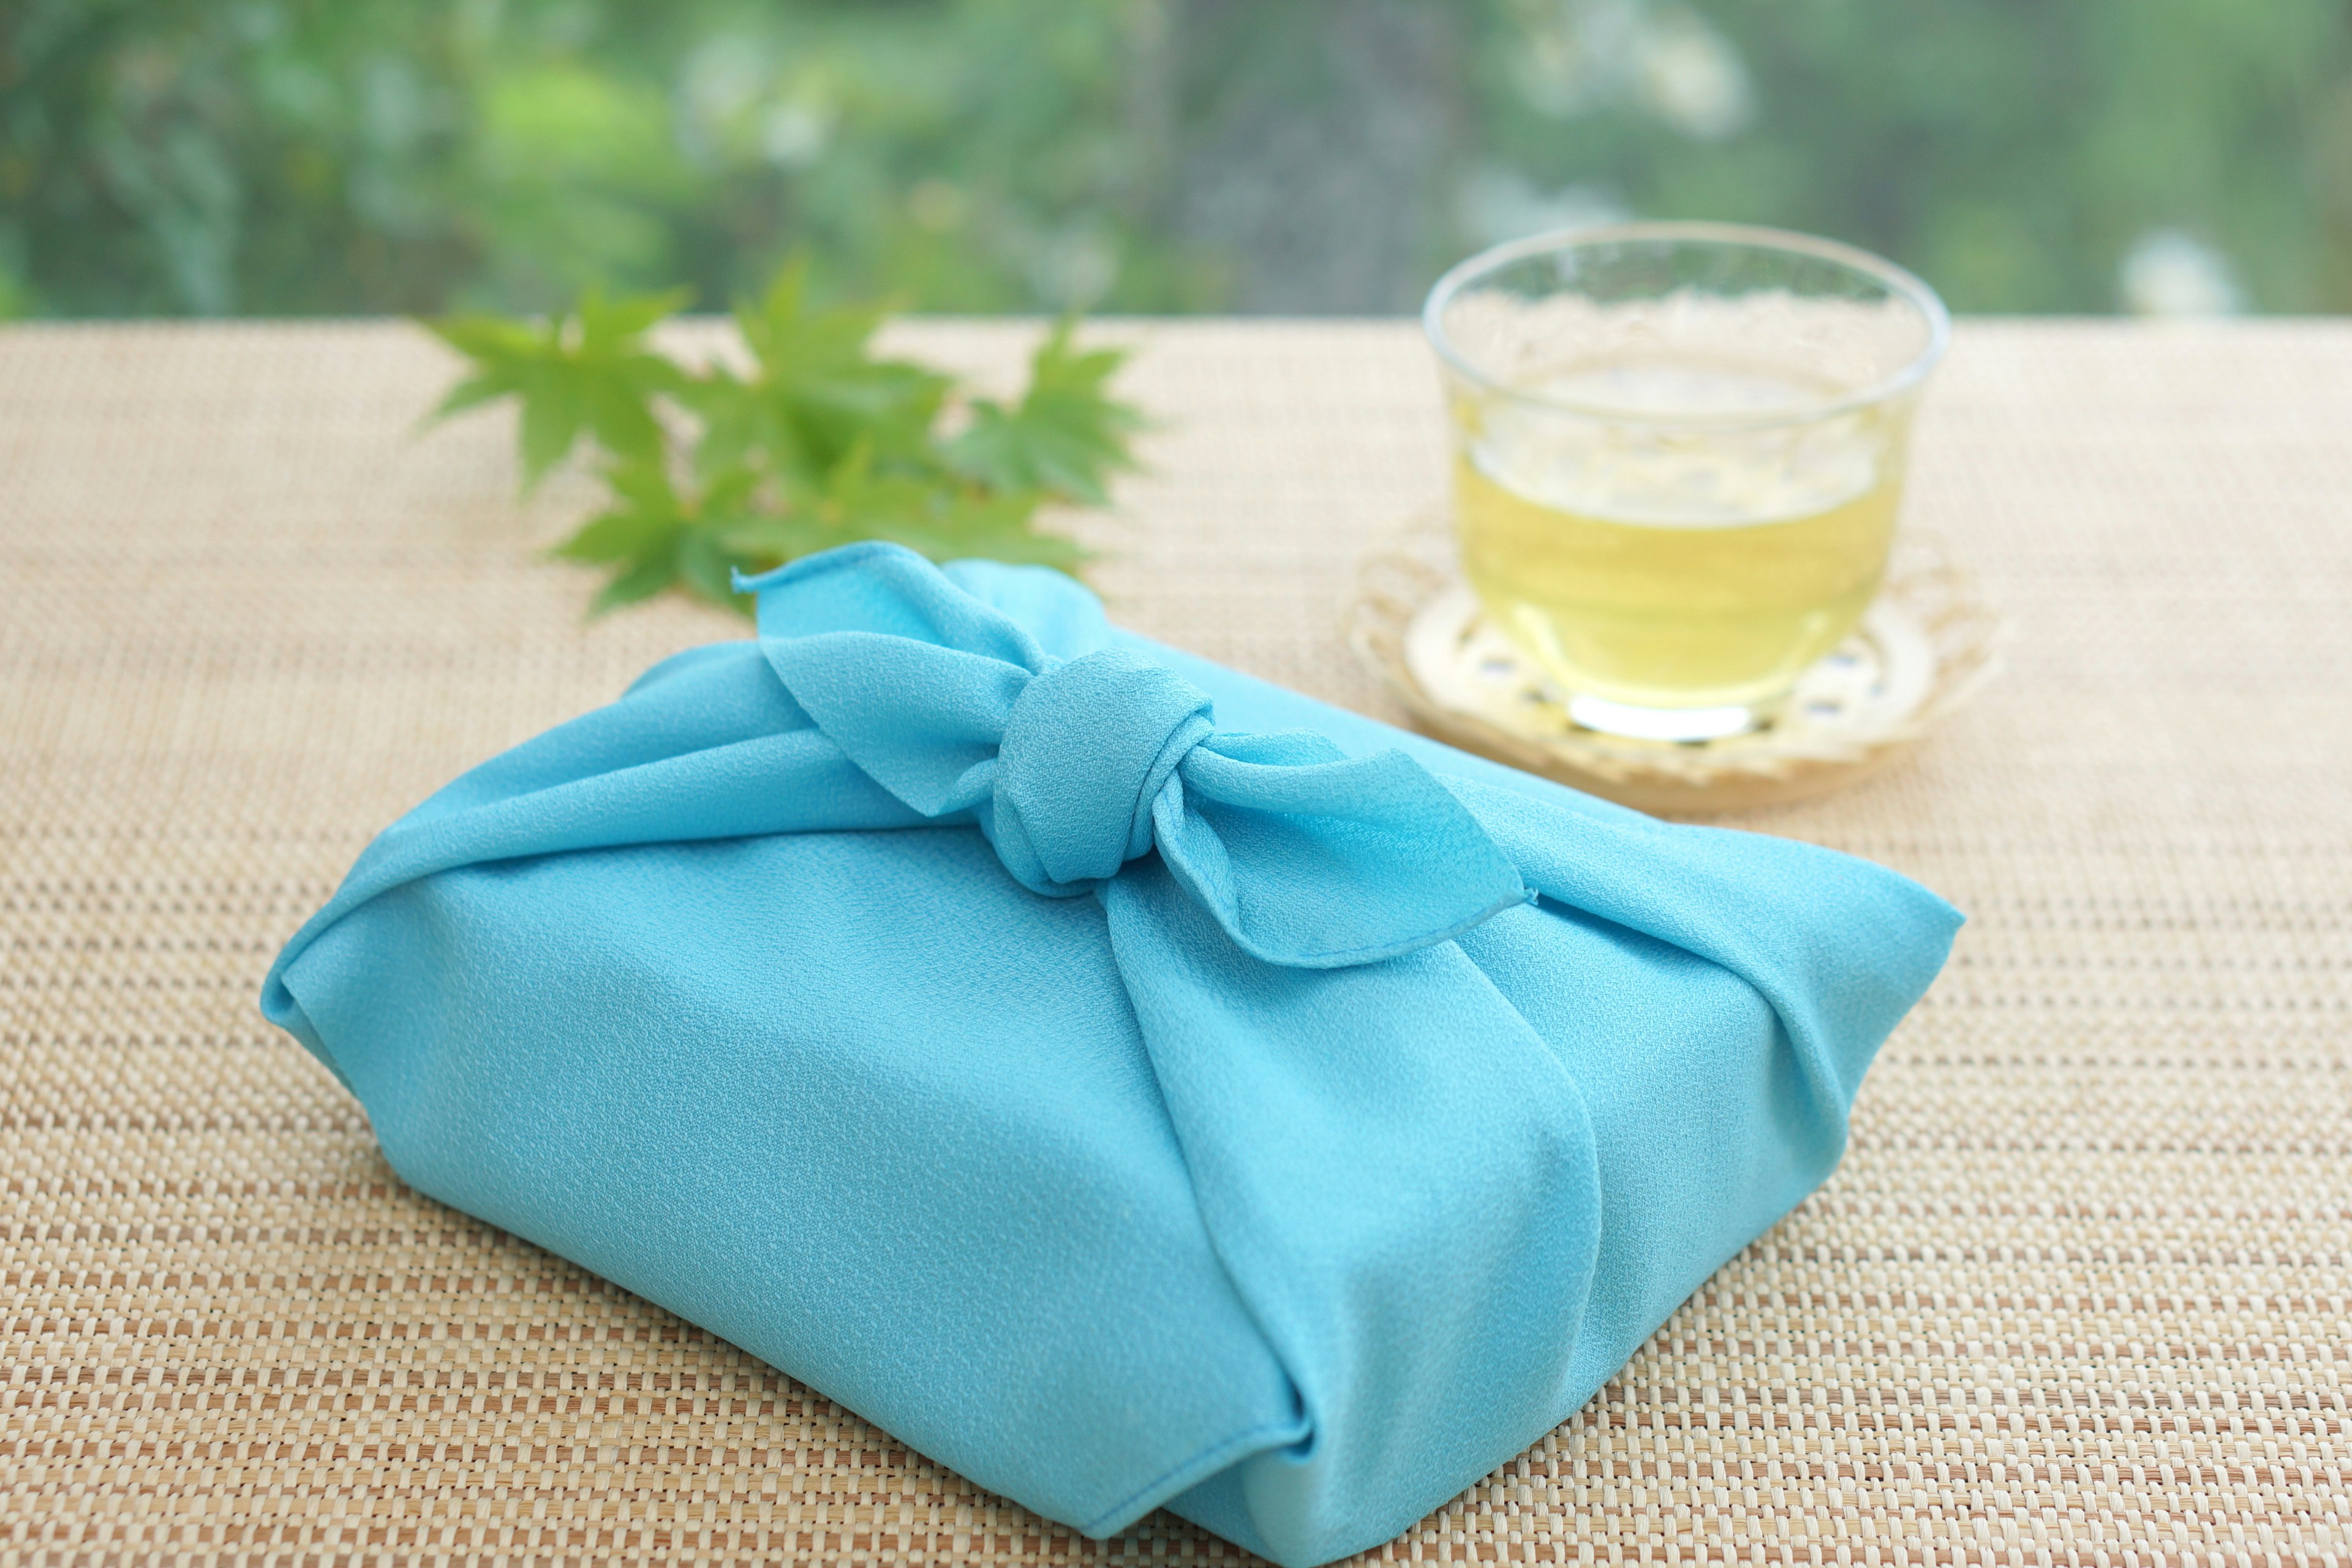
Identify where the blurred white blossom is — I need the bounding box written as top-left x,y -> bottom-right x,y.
1509,0 -> 1636,116
759,100 -> 834,167
1027,227 -> 1118,309
1510,0 -> 1752,140
678,40 -> 766,134
675,42 -> 834,170
2120,228 -> 2244,317
1459,168 -> 1630,246
1638,9 -> 1752,140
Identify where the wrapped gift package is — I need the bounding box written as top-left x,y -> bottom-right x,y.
262,543 -> 1960,1567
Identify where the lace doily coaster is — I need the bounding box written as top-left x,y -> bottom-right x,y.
1346,514 -> 2008,813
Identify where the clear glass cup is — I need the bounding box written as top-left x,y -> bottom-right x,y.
1423,222 -> 1949,741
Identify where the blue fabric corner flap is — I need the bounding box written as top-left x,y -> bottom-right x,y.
262,543 -> 1961,1567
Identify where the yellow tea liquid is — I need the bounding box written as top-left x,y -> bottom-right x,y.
1455,364 -> 1904,712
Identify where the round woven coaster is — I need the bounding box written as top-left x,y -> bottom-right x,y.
1346,513 -> 2008,813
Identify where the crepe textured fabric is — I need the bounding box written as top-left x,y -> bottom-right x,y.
260,543 -> 1959,1568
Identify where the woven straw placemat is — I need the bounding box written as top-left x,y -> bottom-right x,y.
2,317 -> 2346,1566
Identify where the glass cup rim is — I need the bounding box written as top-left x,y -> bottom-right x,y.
1422,220 -> 1952,430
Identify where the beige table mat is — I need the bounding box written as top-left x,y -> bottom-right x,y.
2,318 -> 2346,1565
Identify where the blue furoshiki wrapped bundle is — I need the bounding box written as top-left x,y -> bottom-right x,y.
263,543 -> 1959,1567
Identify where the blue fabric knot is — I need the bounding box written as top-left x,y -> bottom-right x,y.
741,543 -> 1534,968
995,649 -> 1214,890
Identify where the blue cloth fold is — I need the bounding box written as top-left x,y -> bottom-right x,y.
743,544 -> 1532,965
261,543 -> 1961,1567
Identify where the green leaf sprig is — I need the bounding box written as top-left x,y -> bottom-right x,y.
424,260 -> 1142,616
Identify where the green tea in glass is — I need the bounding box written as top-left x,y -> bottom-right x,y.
1424,223 -> 1948,741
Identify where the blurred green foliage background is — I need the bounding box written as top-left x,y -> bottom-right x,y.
4,0 -> 2345,320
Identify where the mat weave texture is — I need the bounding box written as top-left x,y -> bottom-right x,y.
2,318 -> 2347,1566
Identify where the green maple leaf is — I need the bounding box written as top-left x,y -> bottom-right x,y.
426,259 -> 1138,618
720,439 -> 1083,573
944,320 -> 1143,505
774,440 -> 1085,570
426,285 -> 691,488
552,458 -> 764,614
727,257 -> 952,481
